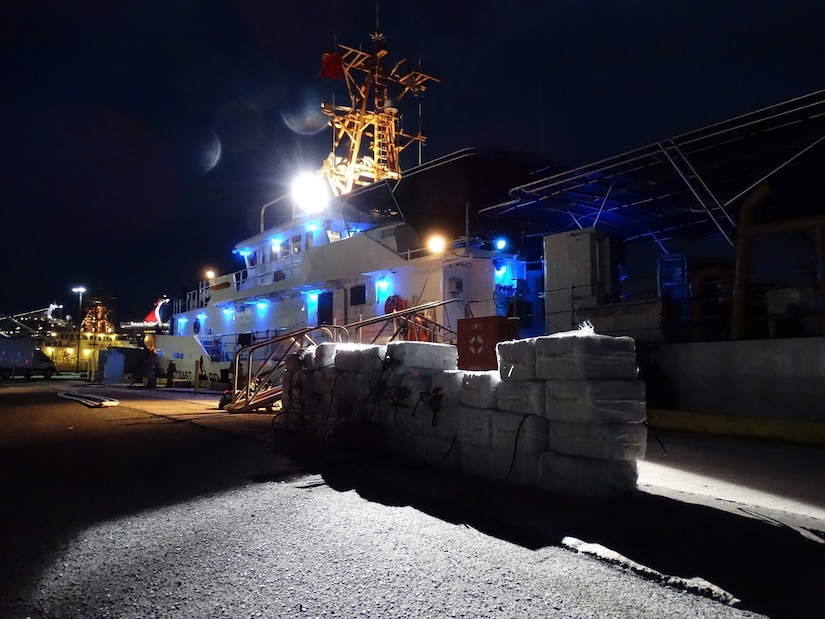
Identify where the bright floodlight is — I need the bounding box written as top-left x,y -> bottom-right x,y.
205,270 -> 215,279
72,286 -> 86,294
291,173 -> 329,214
427,235 -> 447,254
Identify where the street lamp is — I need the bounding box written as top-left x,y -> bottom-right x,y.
72,286 -> 86,372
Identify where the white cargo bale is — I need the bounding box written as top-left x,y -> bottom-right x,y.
329,370 -> 383,404
456,405 -> 492,447
385,368 -> 434,412
361,344 -> 388,373
331,370 -> 365,401
283,351 -> 303,373
394,395 -> 459,439
537,451 -> 639,498
431,370 -> 465,409
315,365 -> 340,394
313,342 -> 338,370
548,421 -> 647,461
412,434 -> 459,469
281,368 -> 303,412
300,346 -> 317,370
460,370 -> 501,409
534,334 -> 637,379
386,341 -> 459,370
544,379 -> 647,423
496,380 -> 545,417
496,338 -> 537,381
333,344 -> 367,372
371,405 -> 396,431
459,444 -> 541,486
424,403 -> 459,438
491,411 -> 549,454
300,369 -> 317,399
333,344 -> 387,373
355,371 -> 387,405
489,447 -> 542,487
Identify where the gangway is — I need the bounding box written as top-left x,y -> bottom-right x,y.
223,299 -> 464,414
224,325 -> 349,414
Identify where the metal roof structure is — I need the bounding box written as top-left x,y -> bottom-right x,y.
480,90 -> 825,248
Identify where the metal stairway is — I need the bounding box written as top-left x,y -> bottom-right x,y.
223,299 -> 462,413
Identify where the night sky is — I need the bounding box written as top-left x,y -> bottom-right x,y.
3,1 -> 823,322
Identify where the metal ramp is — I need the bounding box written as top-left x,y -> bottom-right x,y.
224,299 -> 463,414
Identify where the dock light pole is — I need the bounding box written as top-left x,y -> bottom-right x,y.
72,286 -> 86,372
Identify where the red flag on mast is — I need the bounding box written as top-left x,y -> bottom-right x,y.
319,52 -> 343,79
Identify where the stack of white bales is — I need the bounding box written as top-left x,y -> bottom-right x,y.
281,336 -> 645,498
375,342 -> 461,465
497,330 -> 647,497
311,342 -> 388,436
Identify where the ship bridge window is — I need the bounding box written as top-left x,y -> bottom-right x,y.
280,239 -> 291,259
350,284 -> 366,306
305,231 -> 314,249
292,235 -> 302,254
327,230 -> 342,243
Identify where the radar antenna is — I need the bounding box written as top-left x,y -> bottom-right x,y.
318,32 -> 439,196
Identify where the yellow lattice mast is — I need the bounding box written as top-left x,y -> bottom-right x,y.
319,32 -> 439,196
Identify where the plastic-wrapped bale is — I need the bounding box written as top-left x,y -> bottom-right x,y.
333,344 -> 387,373
281,352 -> 304,413
460,370 -> 501,409
488,411 -> 549,486
459,443 -> 541,486
315,365 -> 343,394
548,421 -> 647,461
538,451 -> 639,498
496,379 -> 545,417
496,337 -> 537,381
281,371 -> 308,415
332,370 -> 384,406
386,341 -> 459,370
545,379 -> 646,424
456,405 -> 492,448
491,410 -> 549,455
299,345 -> 317,370
431,369 -> 465,409
535,333 -> 638,380
410,433 -> 459,469
385,368 -> 435,413
313,342 -> 338,370
314,393 -> 339,438
310,342 -> 340,394
396,396 -> 458,440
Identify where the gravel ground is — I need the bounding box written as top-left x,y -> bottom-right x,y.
19,474 -> 764,619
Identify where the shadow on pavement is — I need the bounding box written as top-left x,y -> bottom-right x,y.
277,431 -> 825,619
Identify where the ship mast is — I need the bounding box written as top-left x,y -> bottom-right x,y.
319,32 -> 439,196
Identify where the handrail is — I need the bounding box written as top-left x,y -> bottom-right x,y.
346,298 -> 463,344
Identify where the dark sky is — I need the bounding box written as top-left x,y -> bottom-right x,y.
3,0 -> 823,322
